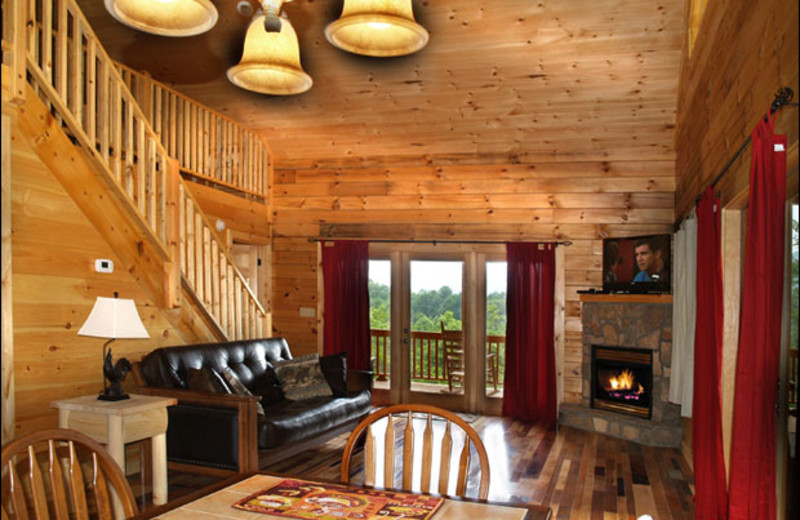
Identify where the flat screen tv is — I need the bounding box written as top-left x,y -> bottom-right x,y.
602,234 -> 672,294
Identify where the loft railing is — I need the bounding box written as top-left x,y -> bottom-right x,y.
370,329 -> 505,388
17,0 -> 268,339
117,64 -> 271,200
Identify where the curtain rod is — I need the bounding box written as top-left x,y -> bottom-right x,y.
703,86 -> 797,196
307,237 -> 572,246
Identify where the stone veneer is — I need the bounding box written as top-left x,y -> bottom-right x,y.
559,301 -> 682,447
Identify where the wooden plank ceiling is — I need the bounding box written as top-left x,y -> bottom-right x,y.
76,0 -> 685,169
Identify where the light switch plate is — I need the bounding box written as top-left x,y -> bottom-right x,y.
299,307 -> 315,318
94,259 -> 114,273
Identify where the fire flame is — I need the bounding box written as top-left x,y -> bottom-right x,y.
606,369 -> 643,394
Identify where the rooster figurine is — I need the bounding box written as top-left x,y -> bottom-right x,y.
100,348 -> 132,401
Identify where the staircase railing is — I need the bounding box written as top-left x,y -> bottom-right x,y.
117,64 -> 271,200
18,0 -> 268,339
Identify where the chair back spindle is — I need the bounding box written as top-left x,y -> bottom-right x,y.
340,404 -> 490,499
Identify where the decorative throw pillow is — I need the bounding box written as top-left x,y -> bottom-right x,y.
319,352 -> 348,397
250,368 -> 285,405
221,367 -> 265,416
186,367 -> 231,394
273,354 -> 333,400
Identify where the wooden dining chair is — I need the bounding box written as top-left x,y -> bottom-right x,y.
340,404 -> 491,499
1,428 -> 139,520
440,322 -> 465,393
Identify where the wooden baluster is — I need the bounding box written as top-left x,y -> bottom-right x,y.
42,0 -> 53,84
55,0 -> 68,98
85,36 -> 96,146
111,80 -> 121,181
439,421 -> 453,495
203,226 -> 211,307
136,116 -> 146,214
364,424 -> 375,487
71,17 -> 83,127
456,436 -> 470,497
184,197 -> 194,287
148,137 -> 157,228
227,265 -> 236,338
189,102 -> 197,173
178,185 -> 186,273
384,414 -> 395,489
169,91 -> 177,157
421,413 -> 433,493
97,58 -> 109,161
210,115 -> 217,180
402,411 -> 414,490
220,254 -> 229,335
124,98 -> 134,197
211,240 -> 221,323
154,84 -> 162,142
194,212 -> 203,301
235,277 -> 243,339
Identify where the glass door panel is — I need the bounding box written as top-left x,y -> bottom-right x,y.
409,260 -> 464,395
485,261 -> 507,398
369,260 -> 391,391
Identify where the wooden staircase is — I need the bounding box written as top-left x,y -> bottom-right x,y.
3,0 -> 270,343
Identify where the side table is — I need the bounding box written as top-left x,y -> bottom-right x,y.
51,394 -> 177,515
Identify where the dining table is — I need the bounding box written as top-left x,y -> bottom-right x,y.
132,472 -> 552,520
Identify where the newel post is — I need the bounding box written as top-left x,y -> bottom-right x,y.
163,157 -> 182,308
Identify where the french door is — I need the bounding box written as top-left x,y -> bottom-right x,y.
368,243 -> 506,413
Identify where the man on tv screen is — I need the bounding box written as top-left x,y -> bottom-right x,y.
633,237 -> 665,283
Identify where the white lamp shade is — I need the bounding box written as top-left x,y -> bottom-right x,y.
104,0 -> 218,37
325,0 -> 429,57
227,13 -> 313,96
78,297 -> 150,339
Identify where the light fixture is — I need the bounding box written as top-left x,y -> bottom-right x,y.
325,0 -> 429,57
104,0 -> 218,37
227,1 -> 313,96
78,292 -> 150,401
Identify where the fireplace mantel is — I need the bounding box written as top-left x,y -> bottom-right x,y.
578,293 -> 673,304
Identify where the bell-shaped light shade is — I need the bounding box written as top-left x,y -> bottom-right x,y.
325,0 -> 428,57
78,297 -> 150,340
104,0 -> 218,37
227,13 -> 313,96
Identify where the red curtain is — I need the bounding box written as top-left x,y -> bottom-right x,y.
692,186 -> 728,520
728,116 -> 787,520
322,240 -> 371,371
502,242 -> 556,423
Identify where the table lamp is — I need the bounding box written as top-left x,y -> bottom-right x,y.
78,292 -> 149,400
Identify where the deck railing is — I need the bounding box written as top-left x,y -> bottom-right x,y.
370,329 -> 505,388
19,0 -> 268,339
117,64 -> 271,200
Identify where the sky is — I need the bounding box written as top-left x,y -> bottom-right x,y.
369,260 -> 507,294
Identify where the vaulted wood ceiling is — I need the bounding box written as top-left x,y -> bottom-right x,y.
77,0 -> 685,169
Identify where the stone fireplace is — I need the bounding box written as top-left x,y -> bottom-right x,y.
559,296 -> 682,447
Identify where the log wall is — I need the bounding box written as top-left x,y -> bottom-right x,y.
9,126 -> 189,435
272,160 -> 676,403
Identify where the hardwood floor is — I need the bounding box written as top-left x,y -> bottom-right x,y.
151,415 -> 695,520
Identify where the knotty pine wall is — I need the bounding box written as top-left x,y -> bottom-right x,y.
272,159 -> 676,404
9,126 -> 190,436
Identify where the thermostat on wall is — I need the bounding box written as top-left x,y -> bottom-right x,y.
94,259 -> 114,273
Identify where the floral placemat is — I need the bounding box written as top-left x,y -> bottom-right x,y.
232,478 -> 444,520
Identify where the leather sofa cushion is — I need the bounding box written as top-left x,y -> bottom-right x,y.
258,390 -> 371,449
139,338 -> 292,390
